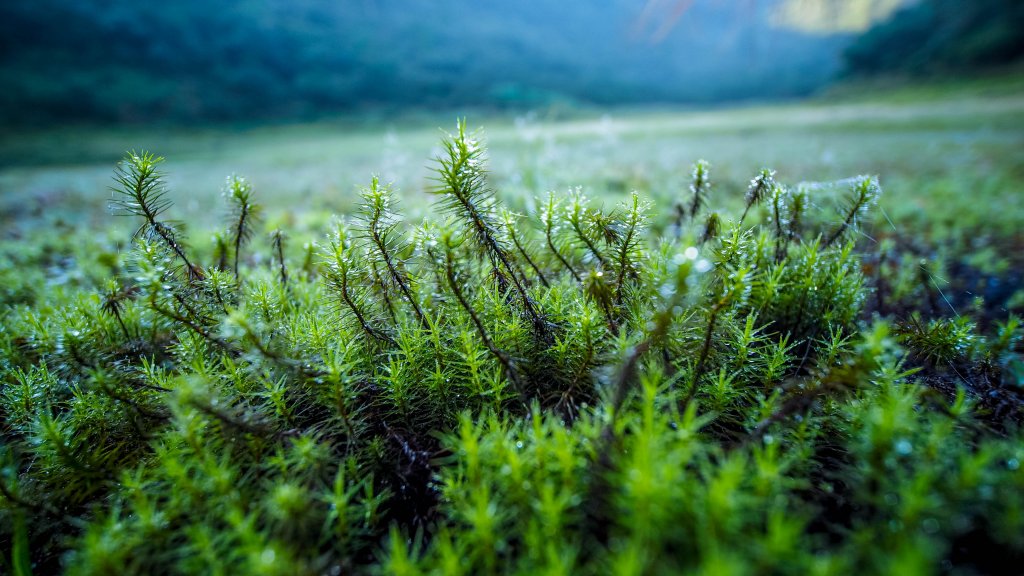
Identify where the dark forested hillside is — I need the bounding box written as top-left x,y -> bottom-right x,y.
0,0 -> 852,125
844,0 -> 1024,76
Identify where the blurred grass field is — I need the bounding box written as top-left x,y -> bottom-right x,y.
2,76 -> 1022,249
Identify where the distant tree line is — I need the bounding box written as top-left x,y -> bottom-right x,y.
844,0 -> 1024,75
0,0 -> 846,126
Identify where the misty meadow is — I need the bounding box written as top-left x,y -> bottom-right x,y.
1,1 -> 1023,574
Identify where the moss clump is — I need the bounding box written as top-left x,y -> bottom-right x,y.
1,121 -> 1022,575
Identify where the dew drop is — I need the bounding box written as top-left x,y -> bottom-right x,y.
895,439 -> 913,455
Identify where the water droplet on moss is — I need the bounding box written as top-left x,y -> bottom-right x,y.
895,439 -> 912,455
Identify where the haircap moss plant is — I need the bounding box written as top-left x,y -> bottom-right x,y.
358,176 -> 428,329
225,175 -> 261,279
270,229 -> 288,287
739,167 -> 776,226
433,120 -> 548,339
671,159 -> 711,237
1,121 -> 1023,575
541,190 -> 582,283
500,208 -> 550,288
110,151 -> 199,280
825,175 -> 880,247
688,158 -> 711,221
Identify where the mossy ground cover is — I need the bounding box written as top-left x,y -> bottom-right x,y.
1,85 -> 1023,574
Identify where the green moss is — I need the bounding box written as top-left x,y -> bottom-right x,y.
1,122 -> 1022,575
